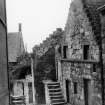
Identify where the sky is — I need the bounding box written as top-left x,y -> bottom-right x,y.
6,0 -> 71,52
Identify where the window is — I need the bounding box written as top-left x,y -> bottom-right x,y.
63,45 -> 68,58
58,46 -> 61,54
101,9 -> 105,16
83,45 -> 89,60
93,64 -> 96,72
74,82 -> 77,94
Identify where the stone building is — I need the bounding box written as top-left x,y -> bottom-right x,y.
0,0 -> 9,105
33,28 -> 63,57
32,28 -> 65,105
10,52 -> 34,105
56,0 -> 105,105
8,24 -> 25,67
8,24 -> 35,105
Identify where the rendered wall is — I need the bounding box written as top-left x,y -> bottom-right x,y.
0,0 -> 9,105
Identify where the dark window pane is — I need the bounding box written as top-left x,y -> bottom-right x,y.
83,45 -> 89,60
63,46 -> 68,58
74,82 -> 77,94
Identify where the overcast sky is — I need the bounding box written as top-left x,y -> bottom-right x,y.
6,0 -> 71,52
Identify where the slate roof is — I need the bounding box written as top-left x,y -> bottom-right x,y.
8,32 -> 25,62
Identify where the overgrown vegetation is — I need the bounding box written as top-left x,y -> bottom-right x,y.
33,28 -> 64,104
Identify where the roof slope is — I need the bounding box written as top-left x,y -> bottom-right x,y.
8,32 -> 25,62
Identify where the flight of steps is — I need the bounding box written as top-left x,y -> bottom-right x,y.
45,81 -> 66,105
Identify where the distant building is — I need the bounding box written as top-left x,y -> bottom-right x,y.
8,23 -> 25,64
8,24 -> 35,105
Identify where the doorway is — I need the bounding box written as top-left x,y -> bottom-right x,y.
83,79 -> 89,105
65,80 -> 70,103
28,82 -> 33,103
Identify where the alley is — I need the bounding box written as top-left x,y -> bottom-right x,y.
0,0 -> 105,105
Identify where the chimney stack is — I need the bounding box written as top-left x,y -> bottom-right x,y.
19,23 -> 22,32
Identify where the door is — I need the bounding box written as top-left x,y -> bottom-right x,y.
83,79 -> 89,105
66,80 -> 70,103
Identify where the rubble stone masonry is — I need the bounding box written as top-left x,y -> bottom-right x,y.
56,0 -> 105,105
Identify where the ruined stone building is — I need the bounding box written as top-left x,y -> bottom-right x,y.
32,28 -> 64,105
55,0 -> 105,105
33,28 -> 63,57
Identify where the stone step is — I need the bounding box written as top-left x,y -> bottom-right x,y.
47,82 -> 60,85
48,88 -> 61,91
50,96 -> 64,100
50,95 -> 63,98
51,98 -> 64,101
48,85 -> 60,89
49,88 -> 61,93
52,101 -> 66,105
46,81 -> 65,105
49,92 -> 62,96
51,99 -> 65,103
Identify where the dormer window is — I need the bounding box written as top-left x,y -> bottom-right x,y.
63,45 -> 68,59
83,45 -> 89,60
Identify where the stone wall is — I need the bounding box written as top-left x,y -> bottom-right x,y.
57,0 -> 105,105
0,0 -> 9,104
33,28 -> 63,57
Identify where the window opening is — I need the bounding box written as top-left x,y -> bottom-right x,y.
83,45 -> 89,60
63,45 -> 68,58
